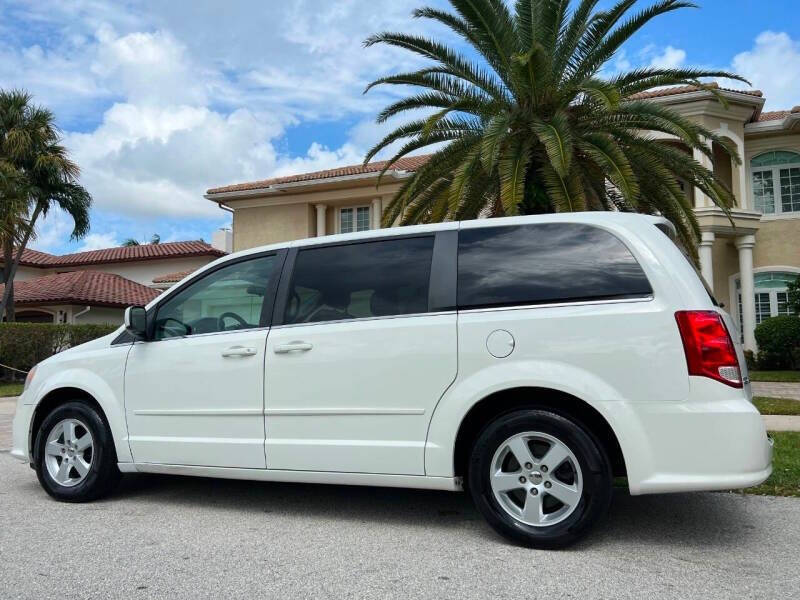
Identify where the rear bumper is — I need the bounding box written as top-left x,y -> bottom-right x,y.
613,394 -> 773,495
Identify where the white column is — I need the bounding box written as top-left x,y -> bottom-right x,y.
315,204 -> 327,237
698,231 -> 715,292
736,234 -> 757,351
371,198 -> 381,230
693,141 -> 713,208
737,146 -> 749,209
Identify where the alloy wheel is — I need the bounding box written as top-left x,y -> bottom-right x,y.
489,431 -> 583,527
44,418 -> 94,488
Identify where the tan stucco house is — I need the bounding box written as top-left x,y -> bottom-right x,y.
1,237 -> 229,324
205,85 -> 800,352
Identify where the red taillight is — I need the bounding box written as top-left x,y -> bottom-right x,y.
675,311 -> 742,388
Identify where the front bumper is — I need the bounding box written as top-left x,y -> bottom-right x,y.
611,394 -> 773,495
10,397 -> 33,463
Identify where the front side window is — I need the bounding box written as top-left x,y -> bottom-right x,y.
283,237 -> 434,325
457,223 -> 652,309
154,255 -> 276,340
340,206 -> 370,233
751,151 -> 800,215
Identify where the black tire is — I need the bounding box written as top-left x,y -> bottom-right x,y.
467,409 -> 612,549
34,401 -> 121,502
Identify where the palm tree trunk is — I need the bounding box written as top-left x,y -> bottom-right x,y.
2,237 -> 14,322
0,202 -> 42,321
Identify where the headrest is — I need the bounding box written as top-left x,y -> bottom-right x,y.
370,290 -> 396,317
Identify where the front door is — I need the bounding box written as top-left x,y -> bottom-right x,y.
264,235 -> 457,475
125,253 -> 280,469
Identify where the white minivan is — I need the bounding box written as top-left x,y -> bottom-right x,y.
11,213 -> 772,548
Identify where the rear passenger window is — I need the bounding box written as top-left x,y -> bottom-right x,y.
457,224 -> 652,309
284,236 -> 434,324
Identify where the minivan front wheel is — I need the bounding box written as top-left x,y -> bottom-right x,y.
468,409 -> 612,548
34,402 -> 121,502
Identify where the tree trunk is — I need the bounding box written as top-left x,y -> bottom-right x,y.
0,202 -> 43,321
2,237 -> 14,322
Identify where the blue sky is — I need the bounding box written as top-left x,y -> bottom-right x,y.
1,0 -> 798,254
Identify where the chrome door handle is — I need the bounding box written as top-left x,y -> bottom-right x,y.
274,341 -> 313,354
221,346 -> 257,357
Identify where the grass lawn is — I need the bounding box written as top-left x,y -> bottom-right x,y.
754,396 -> 800,416
0,382 -> 23,397
749,370 -> 800,383
743,432 -> 800,498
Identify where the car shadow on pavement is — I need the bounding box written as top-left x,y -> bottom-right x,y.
108,473 -> 754,550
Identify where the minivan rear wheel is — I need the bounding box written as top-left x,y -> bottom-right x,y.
34,402 -> 121,502
467,409 -> 612,548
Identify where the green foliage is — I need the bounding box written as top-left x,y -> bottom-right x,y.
743,349 -> 757,371
743,432 -> 800,498
363,0 -> 748,255
753,397 -> 800,416
0,382 -> 23,397
0,88 -> 92,319
787,277 -> 800,315
754,316 -> 800,370
749,370 -> 800,382
0,323 -> 117,380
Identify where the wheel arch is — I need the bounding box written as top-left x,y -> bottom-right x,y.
30,388 -> 105,457
28,378 -> 131,464
452,387 -> 627,481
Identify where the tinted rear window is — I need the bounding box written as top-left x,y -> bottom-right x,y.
457,223 -> 652,309
284,236 -> 434,324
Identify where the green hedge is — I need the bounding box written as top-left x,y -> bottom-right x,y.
0,323 -> 118,380
754,316 -> 800,370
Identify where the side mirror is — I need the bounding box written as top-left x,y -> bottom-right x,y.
124,306 -> 148,340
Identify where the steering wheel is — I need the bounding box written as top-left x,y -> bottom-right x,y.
218,311 -> 248,330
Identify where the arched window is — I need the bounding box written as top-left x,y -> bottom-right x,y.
736,271 -> 798,335
13,310 -> 55,323
751,151 -> 800,215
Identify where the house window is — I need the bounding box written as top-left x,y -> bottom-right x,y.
751,151 -> 800,215
339,206 -> 370,234
736,271 -> 798,335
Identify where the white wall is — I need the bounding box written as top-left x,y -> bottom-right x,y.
10,265 -> 43,281
55,256 -> 216,287
71,305 -> 125,325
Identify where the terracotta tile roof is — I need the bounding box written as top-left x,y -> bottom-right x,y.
207,154 -> 432,195
628,83 -> 763,100
14,248 -> 57,267
5,241 -> 225,269
758,106 -> 800,122
0,271 -> 161,308
47,241 -> 225,266
152,269 -> 193,284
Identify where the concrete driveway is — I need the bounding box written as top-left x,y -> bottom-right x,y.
0,452 -> 798,599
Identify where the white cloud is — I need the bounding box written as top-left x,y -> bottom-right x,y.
731,31 -> 800,110
649,46 -> 686,69
28,210 -> 77,253
77,232 -> 120,251
0,0 -> 445,251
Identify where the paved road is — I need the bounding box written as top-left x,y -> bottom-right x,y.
0,397 -> 15,451
0,453 -> 798,599
752,381 -> 800,400
763,415 -> 800,431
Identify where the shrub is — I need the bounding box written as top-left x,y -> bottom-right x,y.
754,316 -> 800,370
743,350 -> 757,371
0,323 -> 117,380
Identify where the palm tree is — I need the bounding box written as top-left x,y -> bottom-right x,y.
363,0 -> 747,253
0,89 -> 91,321
121,233 -> 160,247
